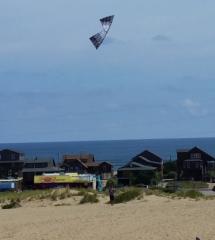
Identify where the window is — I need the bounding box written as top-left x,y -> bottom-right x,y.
184,161 -> 190,169
35,162 -> 48,168
191,153 -> 201,159
24,163 -> 35,168
208,161 -> 215,170
195,162 -> 200,169
183,161 -> 190,169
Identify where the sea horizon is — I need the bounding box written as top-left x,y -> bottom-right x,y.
1,136 -> 215,145
1,137 -> 215,168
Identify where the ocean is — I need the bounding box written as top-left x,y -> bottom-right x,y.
0,138 -> 215,169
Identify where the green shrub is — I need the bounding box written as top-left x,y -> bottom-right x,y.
145,188 -> 169,197
145,186 -> 204,199
113,188 -> 143,204
176,190 -> 203,199
79,193 -> 99,204
179,181 -> 208,189
164,171 -> 177,180
163,160 -> 177,175
106,177 -> 117,188
128,171 -> 155,185
164,181 -> 179,193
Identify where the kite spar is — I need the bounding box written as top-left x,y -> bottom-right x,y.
89,15 -> 114,49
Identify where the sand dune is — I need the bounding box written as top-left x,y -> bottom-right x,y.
0,196 -> 214,240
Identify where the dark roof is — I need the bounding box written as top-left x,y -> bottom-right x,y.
189,147 -> 214,158
99,161 -> 112,166
0,149 -> 24,155
24,157 -> 54,163
136,156 -> 162,165
24,160 -> 54,165
63,154 -> 94,163
61,159 -> 88,169
118,165 -> 156,171
119,150 -> 162,171
22,167 -> 63,173
0,160 -> 24,163
132,150 -> 162,164
177,146 -> 215,160
177,149 -> 190,153
86,162 -> 100,167
120,160 -> 157,170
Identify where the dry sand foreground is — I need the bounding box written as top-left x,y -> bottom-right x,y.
0,196 -> 215,240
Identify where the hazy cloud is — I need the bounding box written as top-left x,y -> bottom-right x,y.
152,34 -> 171,42
103,36 -> 125,45
182,98 -> 208,117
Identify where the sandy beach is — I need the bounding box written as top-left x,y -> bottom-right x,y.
0,195 -> 215,240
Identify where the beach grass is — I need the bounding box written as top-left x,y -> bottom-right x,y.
0,189 -> 53,203
1,199 -> 21,209
79,192 -> 99,204
74,188 -> 97,196
177,181 -> 208,189
113,187 -> 143,204
145,183 -> 215,200
0,187 -> 101,205
0,187 -> 77,203
175,189 -> 204,199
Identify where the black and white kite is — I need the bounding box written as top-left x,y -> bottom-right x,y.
90,15 -> 114,49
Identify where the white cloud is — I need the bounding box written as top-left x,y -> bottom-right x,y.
182,98 -> 208,117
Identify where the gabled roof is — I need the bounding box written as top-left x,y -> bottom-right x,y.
132,150 -> 162,164
177,146 -> 215,160
119,150 -> 162,171
86,162 -> 100,167
86,161 -> 112,167
22,167 -> 63,173
63,153 -> 95,164
0,149 -> 24,155
62,158 -> 88,169
0,160 -> 24,164
24,157 -> 54,163
118,164 -> 156,171
177,149 -> 190,153
99,161 -> 113,166
188,146 -> 213,156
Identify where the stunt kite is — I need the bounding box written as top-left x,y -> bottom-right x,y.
90,15 -> 114,49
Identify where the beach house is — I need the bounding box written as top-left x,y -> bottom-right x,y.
117,150 -> 163,185
177,146 -> 215,181
22,157 -> 63,188
61,154 -> 113,180
0,149 -> 25,179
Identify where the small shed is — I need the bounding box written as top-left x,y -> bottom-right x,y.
0,178 -> 23,192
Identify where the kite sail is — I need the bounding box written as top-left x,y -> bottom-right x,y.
100,15 -> 114,32
89,31 -> 107,50
90,15 -> 114,49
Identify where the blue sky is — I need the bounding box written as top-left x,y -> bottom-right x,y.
0,0 -> 215,142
